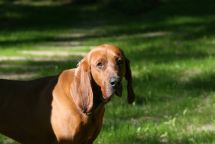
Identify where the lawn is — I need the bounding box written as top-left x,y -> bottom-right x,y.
1,0 -> 215,143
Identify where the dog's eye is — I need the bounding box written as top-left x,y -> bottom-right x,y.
116,59 -> 123,66
96,62 -> 104,69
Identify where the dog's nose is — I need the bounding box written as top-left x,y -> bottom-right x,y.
110,77 -> 120,88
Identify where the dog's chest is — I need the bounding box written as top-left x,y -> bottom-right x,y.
75,108 -> 105,143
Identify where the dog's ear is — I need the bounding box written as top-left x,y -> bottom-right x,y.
71,57 -> 93,113
125,57 -> 135,104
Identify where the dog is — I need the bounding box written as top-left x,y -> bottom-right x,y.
0,44 -> 135,144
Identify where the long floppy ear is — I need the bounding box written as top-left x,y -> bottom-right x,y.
125,58 -> 135,104
71,57 -> 93,113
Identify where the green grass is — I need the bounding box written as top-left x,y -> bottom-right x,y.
1,0 -> 215,143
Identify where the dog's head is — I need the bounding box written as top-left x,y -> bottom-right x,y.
73,44 -> 135,113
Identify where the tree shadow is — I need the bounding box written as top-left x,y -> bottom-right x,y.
0,0 -> 215,50
183,73 -> 215,92
0,58 -> 79,80
0,2 -> 114,31
133,67 -> 215,105
128,46 -> 211,64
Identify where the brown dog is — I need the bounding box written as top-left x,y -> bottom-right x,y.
0,44 -> 135,144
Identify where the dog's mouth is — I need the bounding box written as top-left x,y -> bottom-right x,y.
115,83 -> 122,97
102,83 -> 122,103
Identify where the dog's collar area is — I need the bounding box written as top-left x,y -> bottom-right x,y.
85,111 -> 92,116
82,107 -> 92,116
83,103 -> 104,116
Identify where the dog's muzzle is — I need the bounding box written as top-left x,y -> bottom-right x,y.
110,76 -> 122,97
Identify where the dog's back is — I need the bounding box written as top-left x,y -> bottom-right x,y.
0,76 -> 58,143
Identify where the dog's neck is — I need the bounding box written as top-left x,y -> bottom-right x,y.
85,79 -> 104,116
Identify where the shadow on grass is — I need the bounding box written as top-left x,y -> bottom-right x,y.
134,68 -> 215,105
0,58 -> 79,80
0,0 -> 215,49
128,46 -> 212,64
183,73 -> 215,92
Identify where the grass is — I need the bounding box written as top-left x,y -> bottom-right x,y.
1,0 -> 215,143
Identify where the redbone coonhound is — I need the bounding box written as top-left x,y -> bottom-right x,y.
0,44 -> 135,144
